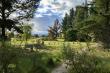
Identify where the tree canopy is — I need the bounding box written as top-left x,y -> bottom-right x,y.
0,0 -> 40,40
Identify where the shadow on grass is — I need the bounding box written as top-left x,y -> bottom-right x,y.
0,44 -> 61,73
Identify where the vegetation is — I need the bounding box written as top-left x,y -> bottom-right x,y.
62,0 -> 110,48
48,19 -> 61,40
0,0 -> 110,73
0,0 -> 40,40
62,45 -> 110,73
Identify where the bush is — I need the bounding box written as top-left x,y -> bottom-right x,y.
62,45 -> 110,73
0,45 -> 20,73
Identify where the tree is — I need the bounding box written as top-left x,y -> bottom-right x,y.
91,0 -> 110,48
21,24 -> 32,42
0,0 -> 40,40
48,19 -> 61,40
62,8 -> 75,33
74,5 -> 92,41
34,34 -> 39,38
69,8 -> 75,29
74,6 -> 88,30
48,28 -> 55,40
0,1 -> 40,73
80,0 -> 110,48
62,13 -> 69,39
52,19 -> 61,38
20,24 -> 32,48
62,8 -> 77,41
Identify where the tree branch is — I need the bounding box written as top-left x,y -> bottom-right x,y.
5,9 -> 16,18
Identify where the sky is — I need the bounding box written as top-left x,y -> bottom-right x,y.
31,0 -> 90,35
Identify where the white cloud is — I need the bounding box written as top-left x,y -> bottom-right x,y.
35,14 -> 43,18
35,0 -> 89,18
40,0 -> 51,6
32,0 -> 92,34
36,0 -> 74,17
37,7 -> 49,13
43,13 -> 52,16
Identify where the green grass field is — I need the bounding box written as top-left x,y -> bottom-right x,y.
1,38 -> 110,73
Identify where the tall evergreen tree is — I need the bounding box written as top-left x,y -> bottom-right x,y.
69,8 -> 75,29
74,6 -> 88,31
62,13 -> 69,39
74,3 -> 94,42
62,8 -> 77,41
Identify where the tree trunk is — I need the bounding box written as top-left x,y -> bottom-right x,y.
2,27 -> 6,40
1,0 -> 6,41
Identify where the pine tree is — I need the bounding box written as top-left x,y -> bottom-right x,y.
62,13 -> 69,39
74,6 -> 88,30
62,8 -> 77,41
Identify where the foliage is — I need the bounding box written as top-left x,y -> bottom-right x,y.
0,44 -> 60,73
62,7 -> 91,42
62,45 -> 110,73
62,13 -> 69,35
48,19 -> 61,40
61,0 -> 110,48
79,0 -> 110,48
74,5 -> 88,31
0,45 -> 20,73
62,8 -> 76,41
20,24 -> 32,41
65,29 -> 77,41
0,0 -> 40,40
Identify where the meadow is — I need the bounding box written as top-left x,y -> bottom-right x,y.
3,38 -> 109,73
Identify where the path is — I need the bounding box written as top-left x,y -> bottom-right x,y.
51,63 -> 68,73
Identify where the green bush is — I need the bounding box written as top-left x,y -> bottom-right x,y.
0,45 -> 20,73
62,45 -> 110,73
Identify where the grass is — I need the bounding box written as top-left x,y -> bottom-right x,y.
11,38 -> 97,49
0,41 -> 62,73
1,38 -> 110,73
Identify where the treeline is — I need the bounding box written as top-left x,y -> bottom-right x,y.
62,0 -> 110,48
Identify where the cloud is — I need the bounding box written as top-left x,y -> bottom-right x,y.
32,0 -> 91,34
35,14 -> 43,18
35,0 -> 88,18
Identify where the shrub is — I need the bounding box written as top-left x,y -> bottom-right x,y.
0,45 -> 20,73
62,45 -> 110,73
